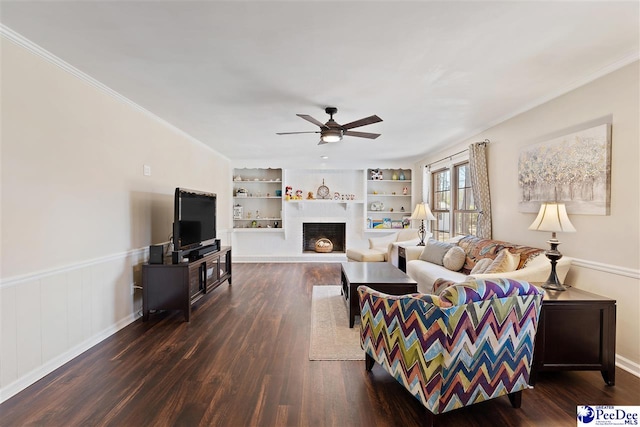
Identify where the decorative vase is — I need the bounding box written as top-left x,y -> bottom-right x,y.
392,170 -> 398,180
399,169 -> 406,180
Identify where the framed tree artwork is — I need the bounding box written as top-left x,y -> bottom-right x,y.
518,123 -> 611,215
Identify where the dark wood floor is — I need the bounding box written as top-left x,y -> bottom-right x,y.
1,263 -> 638,426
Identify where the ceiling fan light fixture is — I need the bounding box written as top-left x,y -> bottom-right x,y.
278,107 -> 381,143
321,129 -> 343,143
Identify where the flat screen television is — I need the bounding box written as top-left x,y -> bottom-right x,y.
173,188 -> 217,254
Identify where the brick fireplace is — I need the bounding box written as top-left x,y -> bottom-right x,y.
302,222 -> 346,253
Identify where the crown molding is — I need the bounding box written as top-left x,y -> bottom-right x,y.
0,24 -> 229,162
420,50 -> 640,161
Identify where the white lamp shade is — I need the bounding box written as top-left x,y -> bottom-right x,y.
528,202 -> 576,233
410,203 -> 436,221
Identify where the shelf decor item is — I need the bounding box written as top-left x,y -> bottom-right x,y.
528,202 -> 576,291
410,203 -> 436,246
233,205 -> 243,219
370,201 -> 384,211
317,179 -> 331,199
399,170 -> 406,180
392,170 -> 399,180
370,169 -> 383,180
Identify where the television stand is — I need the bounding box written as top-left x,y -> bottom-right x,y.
143,246 -> 231,322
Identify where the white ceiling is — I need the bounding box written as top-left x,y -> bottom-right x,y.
1,1 -> 638,168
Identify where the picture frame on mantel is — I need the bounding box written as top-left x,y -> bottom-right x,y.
518,122 -> 612,215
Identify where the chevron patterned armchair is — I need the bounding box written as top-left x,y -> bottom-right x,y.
358,278 -> 543,426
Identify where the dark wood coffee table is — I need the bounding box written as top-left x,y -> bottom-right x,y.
341,262 -> 417,328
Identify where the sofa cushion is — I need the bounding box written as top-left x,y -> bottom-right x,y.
346,248 -> 385,262
368,233 -> 397,251
419,240 -> 453,265
443,246 -> 466,271
484,249 -> 520,274
470,258 -> 493,275
457,235 -> 544,273
457,236 -> 505,275
396,229 -> 420,242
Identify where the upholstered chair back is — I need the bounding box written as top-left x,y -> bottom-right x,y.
358,278 -> 543,416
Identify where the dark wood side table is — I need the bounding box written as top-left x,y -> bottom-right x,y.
398,245 -> 408,273
397,243 -> 423,273
341,262 -> 417,328
530,286 -> 616,386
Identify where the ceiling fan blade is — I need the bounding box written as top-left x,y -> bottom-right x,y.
297,114 -> 329,129
317,139 -> 329,145
276,131 -> 320,135
344,130 -> 381,139
341,115 -> 383,130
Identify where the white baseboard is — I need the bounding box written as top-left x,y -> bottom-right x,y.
616,354 -> 640,379
0,312 -> 141,404
233,254 -> 348,263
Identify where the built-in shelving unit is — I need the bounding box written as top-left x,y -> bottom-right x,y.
366,168 -> 413,231
230,167 -> 415,260
232,168 -> 283,232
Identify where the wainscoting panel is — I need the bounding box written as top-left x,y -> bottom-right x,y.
66,268 -> 86,353
0,248 -> 146,403
16,279 -> 42,380
1,285 -> 18,388
41,274 -> 69,363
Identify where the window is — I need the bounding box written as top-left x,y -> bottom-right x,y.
432,168 -> 451,241
431,162 -> 478,241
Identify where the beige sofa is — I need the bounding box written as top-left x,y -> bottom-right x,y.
346,229 -> 425,266
405,235 -> 572,293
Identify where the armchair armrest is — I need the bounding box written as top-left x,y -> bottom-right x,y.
404,245 -> 424,262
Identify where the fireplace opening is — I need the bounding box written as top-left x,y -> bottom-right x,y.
302,222 -> 346,253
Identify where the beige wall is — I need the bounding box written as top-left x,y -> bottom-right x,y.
0,38 -> 231,400
415,61 -> 640,373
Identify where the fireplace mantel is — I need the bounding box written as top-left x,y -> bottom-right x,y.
287,200 -> 364,211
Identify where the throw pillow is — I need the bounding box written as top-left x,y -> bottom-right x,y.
470,258 -> 493,275
418,239 -> 454,266
484,249 -> 520,274
368,233 -> 397,251
442,246 -> 466,271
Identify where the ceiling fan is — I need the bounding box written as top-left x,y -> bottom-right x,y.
277,107 -> 382,145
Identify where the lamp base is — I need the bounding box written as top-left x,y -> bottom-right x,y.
541,238 -> 566,291
541,280 -> 566,292
416,219 -> 426,246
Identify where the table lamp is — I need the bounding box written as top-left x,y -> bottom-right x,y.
528,202 -> 576,291
410,203 -> 436,246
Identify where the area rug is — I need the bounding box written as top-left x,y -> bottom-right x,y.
309,285 -> 364,361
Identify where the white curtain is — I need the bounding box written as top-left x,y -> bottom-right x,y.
469,142 -> 492,239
